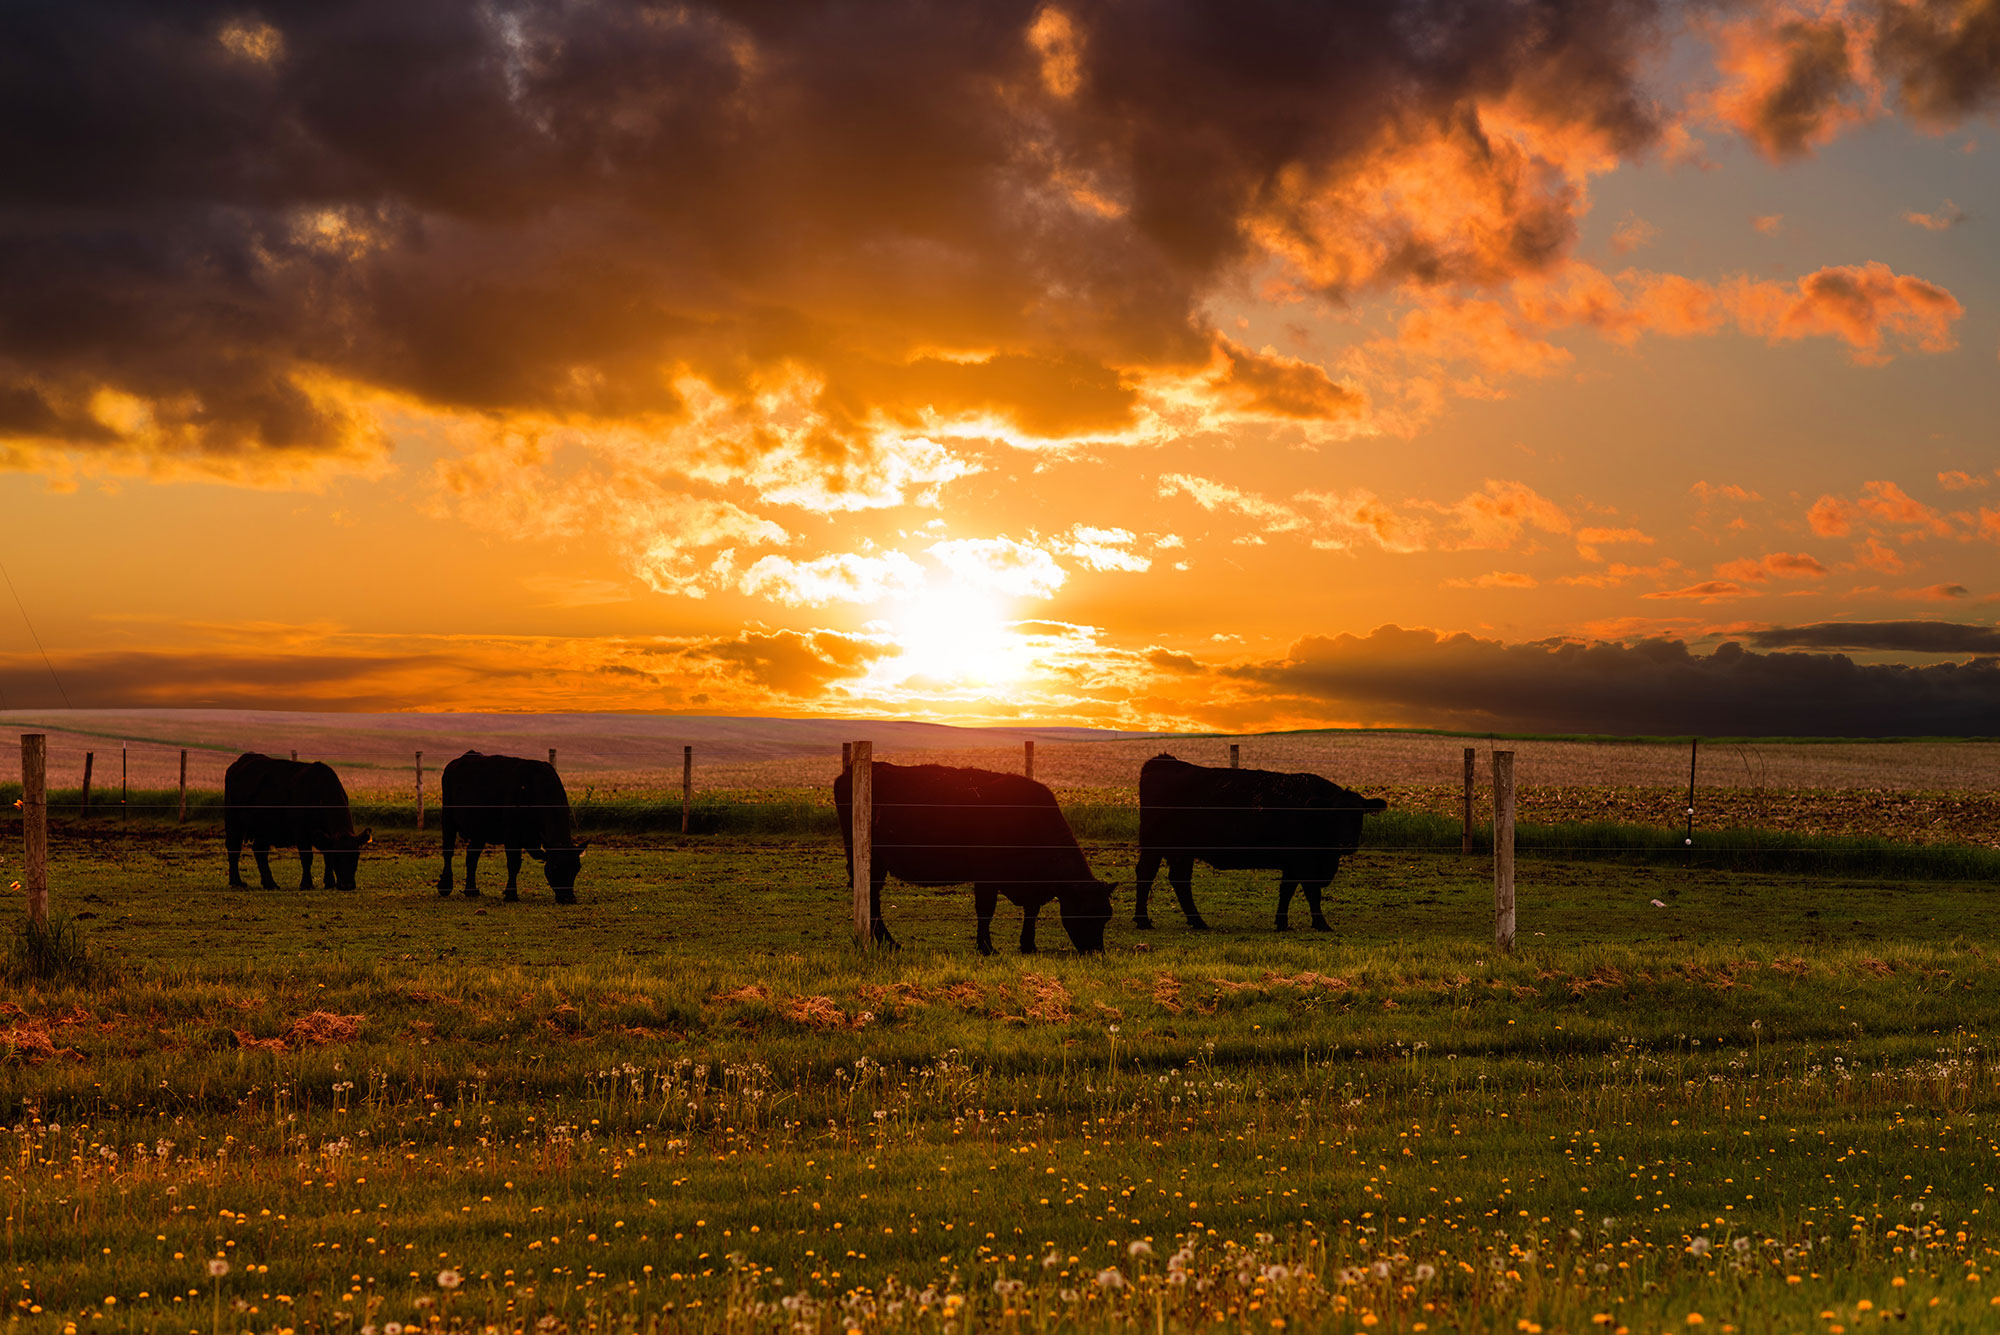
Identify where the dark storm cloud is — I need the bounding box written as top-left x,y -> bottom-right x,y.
1222,625 -> 2000,736
1746,620 -> 2000,654
0,0 -> 1673,468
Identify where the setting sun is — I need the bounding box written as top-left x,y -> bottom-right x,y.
873,585 -> 1033,690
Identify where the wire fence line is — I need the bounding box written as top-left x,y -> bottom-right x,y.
7,734 -> 2000,886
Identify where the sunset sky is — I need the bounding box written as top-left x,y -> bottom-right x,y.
2,0 -> 1997,733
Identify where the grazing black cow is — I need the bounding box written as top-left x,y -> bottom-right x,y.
435,751 -> 588,903
223,753 -> 370,891
1136,753 -> 1387,932
834,761 -> 1113,955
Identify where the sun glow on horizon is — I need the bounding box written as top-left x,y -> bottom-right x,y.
870,585 -> 1037,689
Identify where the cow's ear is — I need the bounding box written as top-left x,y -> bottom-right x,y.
361,828 -> 374,844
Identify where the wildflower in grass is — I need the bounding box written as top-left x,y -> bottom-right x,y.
436,1270 -> 462,1290
1732,1238 -> 1751,1255
1042,1251 -> 1061,1269
1414,1265 -> 1436,1282
1129,1241 -> 1154,1259
1096,1268 -> 1127,1291
993,1279 -> 1023,1297
208,1260 -> 229,1278
1687,1237 -> 1711,1256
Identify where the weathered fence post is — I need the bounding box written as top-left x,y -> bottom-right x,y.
80,751 -> 93,818
1024,739 -> 1035,781
850,740 -> 873,949
548,748 -> 556,770
1461,747 -> 1476,856
1493,750 -> 1516,953
22,734 -> 47,927
177,750 -> 188,824
289,749 -> 297,762
121,744 -> 128,825
681,745 -> 693,836
1229,743 -> 1240,769
415,751 -> 425,831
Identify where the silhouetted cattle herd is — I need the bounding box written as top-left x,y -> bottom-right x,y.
221,748 -> 1388,953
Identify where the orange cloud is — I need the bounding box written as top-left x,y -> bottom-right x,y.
1895,582 -> 1971,601
1209,339 -> 1365,421
1938,469 -> 1990,491
1808,495 -> 1858,537
1850,536 -> 1909,574
1716,551 -> 1831,581
1441,480 -> 1571,550
1443,571 -> 1538,589
1575,526 -> 1655,562
1905,201 -> 1966,230
1642,580 -> 1755,602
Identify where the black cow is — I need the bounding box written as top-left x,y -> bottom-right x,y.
435,751 -> 588,903
224,753 -> 371,891
834,761 -> 1113,955
1136,753 -> 1387,932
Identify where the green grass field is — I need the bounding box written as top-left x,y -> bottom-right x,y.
4,818 -> 1998,1334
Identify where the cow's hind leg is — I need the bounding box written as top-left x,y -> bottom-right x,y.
1275,877 -> 1298,930
297,845 -> 316,892
322,846 -> 338,890
1168,857 -> 1208,930
1019,896 -> 1041,954
504,846 -> 524,902
973,883 -> 999,956
869,869 -> 898,948
436,811 -> 457,895
1134,850 -> 1162,929
226,818 -> 247,889
464,843 -> 485,897
1304,881 -> 1332,932
252,842 -> 280,891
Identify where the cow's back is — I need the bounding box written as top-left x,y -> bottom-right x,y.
1140,753 -> 1370,872
225,754 -> 354,840
836,762 -> 1092,888
441,751 -> 574,847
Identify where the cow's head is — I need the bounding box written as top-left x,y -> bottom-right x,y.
538,841 -> 589,899
322,829 -> 371,891
1058,879 -> 1116,953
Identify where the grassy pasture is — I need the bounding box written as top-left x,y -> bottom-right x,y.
3,818 -> 1999,1335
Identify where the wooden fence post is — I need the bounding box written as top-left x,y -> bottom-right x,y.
22,734 -> 47,927
1229,743 -> 1240,769
1024,739 -> 1034,781
1493,750 -> 1516,953
548,748 -> 557,770
289,750 -> 297,762
122,744 -> 128,825
1685,737 -> 1699,866
681,745 -> 693,835
177,750 -> 188,824
1461,747 -> 1476,856
851,740 -> 873,949
415,751 -> 425,831
80,751 -> 93,819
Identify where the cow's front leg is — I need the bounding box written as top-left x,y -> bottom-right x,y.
1168,857 -> 1207,930
252,842 -> 280,891
227,839 -> 247,890
464,843 -> 484,897
297,845 -> 316,891
1019,896 -> 1041,954
1304,882 -> 1331,931
869,869 -> 898,948
503,846 -> 524,902
1134,851 -> 1161,929
322,847 -> 338,890
973,883 -> 999,955
1275,877 -> 1297,931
